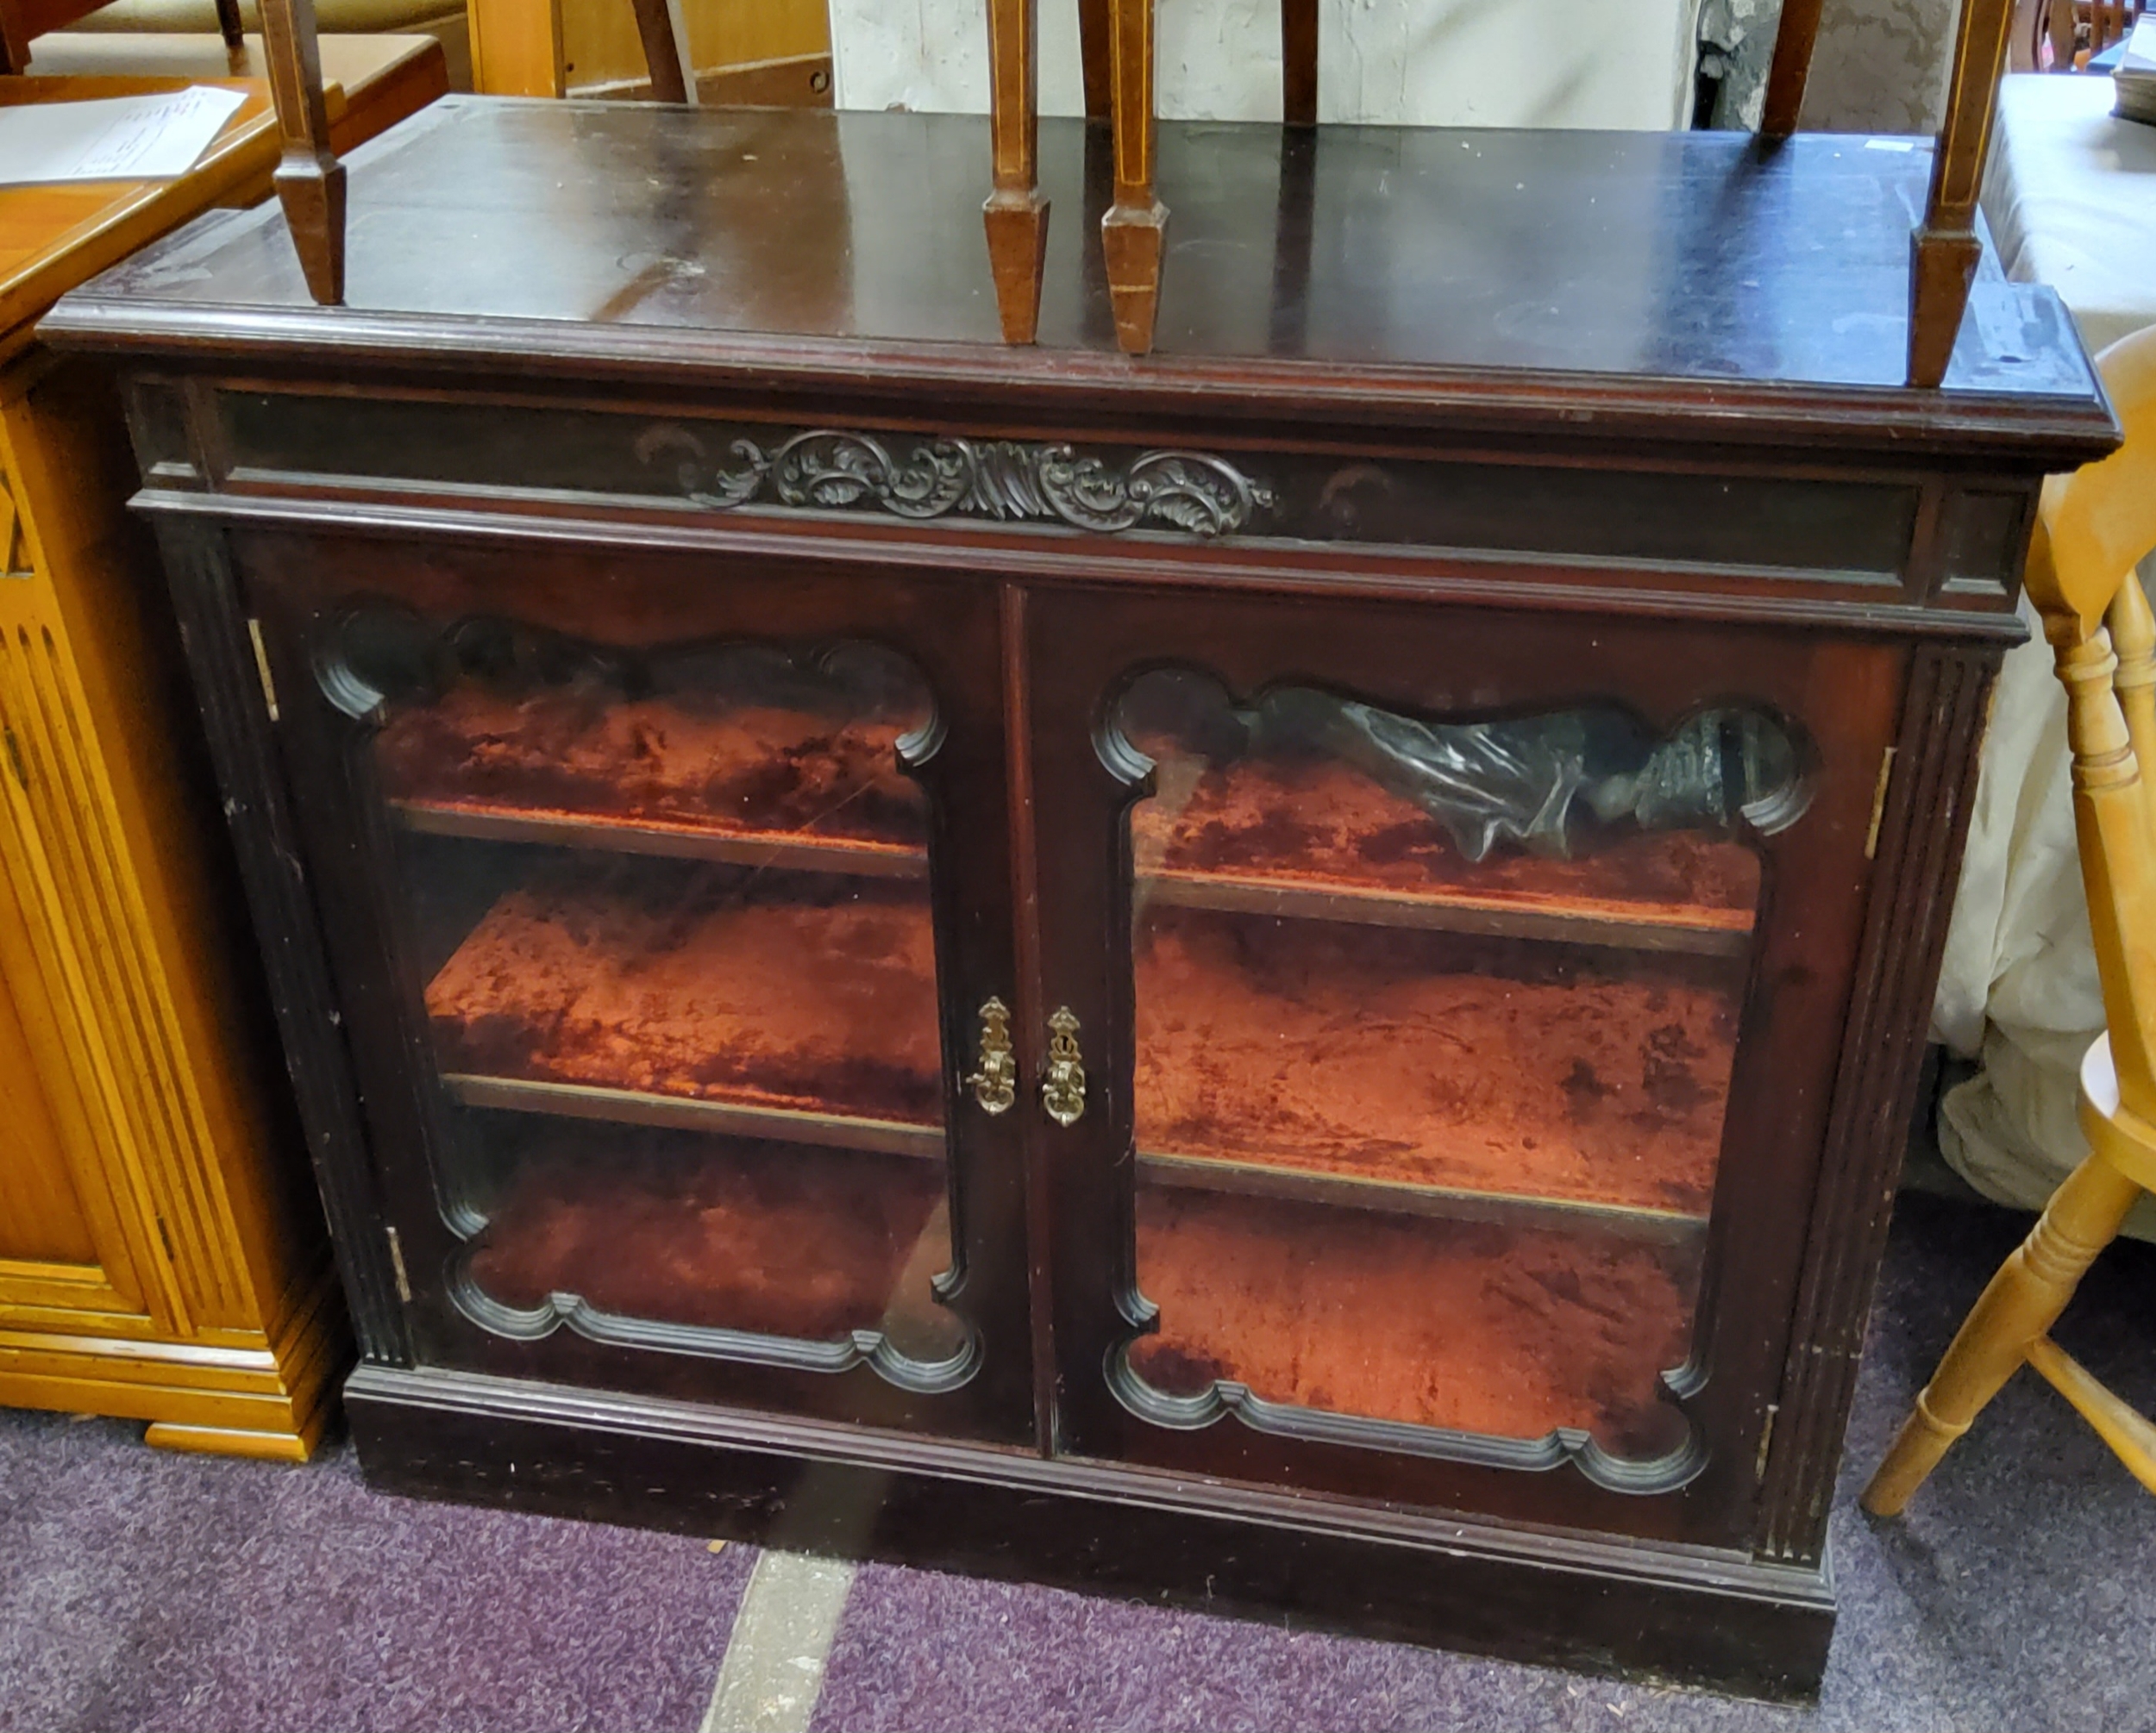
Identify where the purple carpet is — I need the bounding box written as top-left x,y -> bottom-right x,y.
3,1190 -> 2151,1732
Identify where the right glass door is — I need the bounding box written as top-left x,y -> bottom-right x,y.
1026,585 -> 1904,1544
1114,670 -> 1788,1470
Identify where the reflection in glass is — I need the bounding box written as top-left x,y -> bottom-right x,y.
1117,669 -> 1802,1467
349,610 -> 968,1379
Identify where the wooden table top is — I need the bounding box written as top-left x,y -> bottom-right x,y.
43,97 -> 2114,457
0,32 -> 443,357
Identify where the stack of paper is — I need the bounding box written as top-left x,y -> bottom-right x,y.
0,85 -> 248,188
2118,15 -> 2156,125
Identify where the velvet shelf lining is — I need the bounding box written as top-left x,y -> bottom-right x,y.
423,859 -> 1741,1220
378,686 -> 1760,946
455,1123 -> 1696,1449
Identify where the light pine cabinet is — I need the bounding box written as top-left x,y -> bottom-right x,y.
0,41 -> 446,1457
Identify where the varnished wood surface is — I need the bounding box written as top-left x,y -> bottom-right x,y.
44,98 -> 2102,408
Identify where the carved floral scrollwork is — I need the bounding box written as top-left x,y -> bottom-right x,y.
634,425 -> 1276,539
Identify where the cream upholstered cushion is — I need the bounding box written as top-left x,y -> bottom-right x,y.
66,0 -> 468,86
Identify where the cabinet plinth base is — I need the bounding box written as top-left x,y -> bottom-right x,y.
346,1362 -> 1836,1701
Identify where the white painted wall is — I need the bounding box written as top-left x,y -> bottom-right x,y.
830,0 -> 1697,130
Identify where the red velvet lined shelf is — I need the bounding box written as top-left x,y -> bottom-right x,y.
464,1128 -> 957,1348
380,689 -> 1758,949
423,857 -> 1734,1226
1130,1185 -> 1700,1452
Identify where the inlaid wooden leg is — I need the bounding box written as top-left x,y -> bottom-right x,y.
984,0 -> 1048,343
257,0 -> 345,306
1908,0 -> 2017,386
629,0 -> 696,104
1101,0 -> 1163,354
1863,1151 -> 2142,1515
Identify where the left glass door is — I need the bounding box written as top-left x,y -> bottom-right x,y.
238,529 -> 1029,1441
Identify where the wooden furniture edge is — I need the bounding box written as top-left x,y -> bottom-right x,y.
0,1254 -> 343,1458
346,1361 -> 1840,1699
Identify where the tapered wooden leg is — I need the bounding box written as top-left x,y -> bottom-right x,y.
257,0 -> 345,305
630,0 -> 696,103
984,0 -> 1048,343
1907,0 -> 2016,385
1101,0 -> 1163,354
1863,1152 -> 2142,1515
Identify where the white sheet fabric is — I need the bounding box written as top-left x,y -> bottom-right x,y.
827,0 -> 1695,131
1938,75 -> 2156,1236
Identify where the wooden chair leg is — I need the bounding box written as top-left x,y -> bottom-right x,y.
257,0 -> 345,306
1863,1151 -> 2142,1516
629,0 -> 696,104
213,0 -> 248,55
984,0 -> 1049,344
1758,0 -> 1825,138
1282,0 -> 1317,127
1076,0 -> 1111,119
1100,0 -> 1164,355
1908,0 -> 2017,386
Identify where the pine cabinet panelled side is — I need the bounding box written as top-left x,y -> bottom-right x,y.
0,41 -> 447,1456
44,98 -> 2115,1692
0,351 -> 339,1458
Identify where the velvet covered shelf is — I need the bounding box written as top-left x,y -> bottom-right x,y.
421,853 -> 1737,1222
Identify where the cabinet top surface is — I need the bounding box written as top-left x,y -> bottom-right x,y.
42,97 -> 2111,450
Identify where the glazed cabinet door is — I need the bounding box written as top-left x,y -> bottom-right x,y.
1025,585 -> 1906,1546
229,527 -> 1030,1442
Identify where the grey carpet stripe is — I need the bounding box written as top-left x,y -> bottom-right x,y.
699,1550 -> 858,1733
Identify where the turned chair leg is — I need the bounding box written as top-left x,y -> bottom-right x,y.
1863,1151 -> 2143,1516
213,0 -> 248,57
984,0 -> 1049,343
257,0 -> 346,306
1100,0 -> 1164,355
629,0 -> 696,103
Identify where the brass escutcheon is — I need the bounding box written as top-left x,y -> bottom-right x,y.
965,996 -> 1017,1115
1041,1007 -> 1087,1127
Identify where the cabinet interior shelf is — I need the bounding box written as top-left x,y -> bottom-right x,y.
391,795 -> 1750,954
447,1066 -> 1704,1241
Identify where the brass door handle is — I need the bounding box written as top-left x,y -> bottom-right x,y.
1041,1007 -> 1087,1127
964,997 -> 1016,1115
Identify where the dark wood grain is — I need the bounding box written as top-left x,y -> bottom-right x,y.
40,102 -> 2103,410
1758,642 -> 1997,1561
149,519 -> 411,1365
348,1361 -> 1838,1700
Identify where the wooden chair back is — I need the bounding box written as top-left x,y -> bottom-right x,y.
1861,326 -> 2156,1517
2027,327 -> 2156,1122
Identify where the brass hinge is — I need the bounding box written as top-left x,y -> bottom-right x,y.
2,725 -> 25,790
245,616 -> 280,722
385,1224 -> 413,1304
1864,747 -> 1896,860
1755,1403 -> 1779,1481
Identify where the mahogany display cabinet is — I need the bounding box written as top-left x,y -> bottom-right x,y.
41,97 -> 2116,1696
